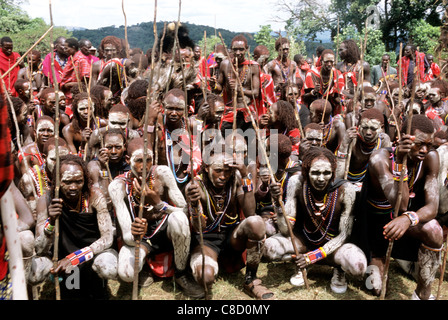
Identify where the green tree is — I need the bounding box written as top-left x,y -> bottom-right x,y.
254,24 -> 277,60
406,19 -> 441,55
196,35 -> 221,57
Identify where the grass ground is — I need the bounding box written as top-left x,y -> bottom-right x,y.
35,258 -> 448,301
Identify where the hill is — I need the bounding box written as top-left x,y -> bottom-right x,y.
72,21 -> 259,54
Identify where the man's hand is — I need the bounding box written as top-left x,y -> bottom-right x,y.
395,134 -> 415,163
131,217 -> 148,240
133,177 -> 161,207
185,183 -> 201,207
383,215 -> 412,241
97,147 -> 109,167
48,198 -> 63,225
81,127 -> 92,143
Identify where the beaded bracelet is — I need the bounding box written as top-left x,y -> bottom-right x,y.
153,201 -> 168,212
242,177 -> 253,192
44,218 -> 55,235
403,211 -> 419,226
336,151 -> 348,159
381,90 -> 387,95
66,247 -> 94,267
305,247 -> 327,265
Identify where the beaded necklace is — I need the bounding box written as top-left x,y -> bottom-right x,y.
198,176 -> 236,232
302,181 -> 339,244
322,117 -> 334,146
30,165 -> 49,197
164,117 -> 188,184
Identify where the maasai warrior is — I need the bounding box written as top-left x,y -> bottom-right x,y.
426,54 -> 441,80
214,34 -> 263,136
264,37 -> 298,94
263,147 -> 367,293
335,108 -> 391,191
88,128 -> 130,214
33,154 -> 116,299
354,114 -> 443,299
0,36 -> 22,96
280,81 -> 310,131
397,44 -> 430,88
424,79 -> 448,131
184,142 -> 274,300
91,36 -> 138,102
253,45 -> 277,109
42,36 -> 68,86
62,92 -> 105,156
79,39 -> 99,67
87,103 -> 139,160
6,96 -> 32,156
18,137 -> 69,219
60,38 -> 91,103
196,93 -> 225,148
259,100 -> 302,157
146,88 -> 202,193
308,99 -> 346,153
255,134 -> 300,236
17,50 -> 45,102
108,137 -> 204,298
336,39 -> 363,101
299,123 -> 325,161
303,49 -> 344,114
34,88 -> 71,137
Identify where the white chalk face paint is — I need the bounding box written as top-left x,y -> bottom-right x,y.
306,129 -> 324,146
46,146 -> 69,173
107,112 -> 128,130
309,158 -> 333,191
207,154 -> 233,188
130,148 -> 152,178
428,88 -> 441,105
60,164 -> 84,201
77,99 -> 94,120
359,118 -> 381,143
36,120 -> 55,139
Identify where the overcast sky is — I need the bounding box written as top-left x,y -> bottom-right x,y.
21,0 -> 288,33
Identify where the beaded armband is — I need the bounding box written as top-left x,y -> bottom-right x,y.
381,90 -> 387,95
403,211 -> 419,227
153,201 -> 168,212
392,160 -> 408,182
242,176 -> 253,192
66,247 -> 94,267
44,218 -> 55,235
336,151 -> 348,159
304,247 -> 327,265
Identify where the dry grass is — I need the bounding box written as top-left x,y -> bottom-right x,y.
35,258 -> 448,301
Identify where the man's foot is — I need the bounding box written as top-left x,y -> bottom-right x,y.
138,270 -> 154,288
243,279 -> 274,300
290,271 -> 305,287
411,291 -> 435,300
330,267 -> 347,294
175,273 -> 205,299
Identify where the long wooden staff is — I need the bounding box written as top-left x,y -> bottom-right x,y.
202,30 -> 208,101
219,32 -> 310,289
0,26 -> 53,80
379,46 -> 418,300
122,0 -> 130,59
132,0 -> 158,300
83,65 -> 94,161
344,21 -> 368,180
48,0 -> 62,300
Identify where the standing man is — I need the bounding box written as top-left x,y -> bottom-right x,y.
371,54 -> 397,88
42,36 -> 68,87
0,36 -> 22,96
214,35 -> 262,137
60,38 -> 91,99
264,37 -> 298,93
79,39 -> 99,67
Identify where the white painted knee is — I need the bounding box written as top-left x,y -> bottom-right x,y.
118,245 -> 146,282
263,233 -> 294,261
190,251 -> 218,281
92,249 -> 118,280
20,230 -> 34,257
335,243 -> 367,277
28,256 -> 53,285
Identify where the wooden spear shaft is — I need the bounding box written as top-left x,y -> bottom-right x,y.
132,0 -> 158,300
48,0 -> 62,300
379,45 -> 418,300
219,32 -> 310,289
0,26 -> 53,80
122,0 -> 130,59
